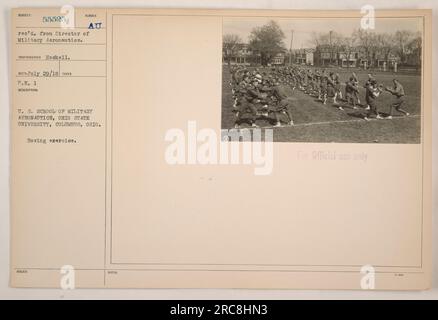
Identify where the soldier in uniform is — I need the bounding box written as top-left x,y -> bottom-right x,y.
385,79 -> 409,119
326,72 -> 336,105
319,70 -> 328,104
267,80 -> 294,127
311,72 -> 319,97
351,72 -> 361,105
305,70 -> 314,95
258,78 -> 274,114
344,77 -> 359,111
333,73 -> 342,104
289,68 -> 297,90
234,79 -> 263,128
232,79 -> 248,108
364,79 -> 384,121
315,70 -> 322,100
363,74 -> 375,110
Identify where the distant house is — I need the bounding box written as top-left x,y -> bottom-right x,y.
314,45 -> 338,66
271,52 -> 285,65
374,52 -> 400,69
338,51 -> 360,68
222,44 -> 286,66
313,44 -> 401,69
305,50 -> 315,65
293,48 -> 315,65
223,43 -> 252,65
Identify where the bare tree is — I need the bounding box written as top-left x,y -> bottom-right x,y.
339,35 -> 357,69
352,29 -> 376,67
309,31 -> 329,47
309,32 -> 330,66
406,32 -> 422,69
375,33 -> 395,67
394,30 -> 415,64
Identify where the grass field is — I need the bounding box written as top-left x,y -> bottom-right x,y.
221,66 -> 421,143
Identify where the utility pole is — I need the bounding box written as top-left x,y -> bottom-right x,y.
289,29 -> 294,65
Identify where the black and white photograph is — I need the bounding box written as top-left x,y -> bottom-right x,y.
222,17 -> 423,143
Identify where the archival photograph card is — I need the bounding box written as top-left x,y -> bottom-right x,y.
10,8 -> 432,289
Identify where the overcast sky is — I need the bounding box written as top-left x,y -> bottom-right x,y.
223,17 -> 422,49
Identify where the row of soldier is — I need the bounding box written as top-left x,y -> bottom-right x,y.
229,65 -> 409,128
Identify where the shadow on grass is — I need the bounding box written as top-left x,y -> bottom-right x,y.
346,112 -> 366,119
